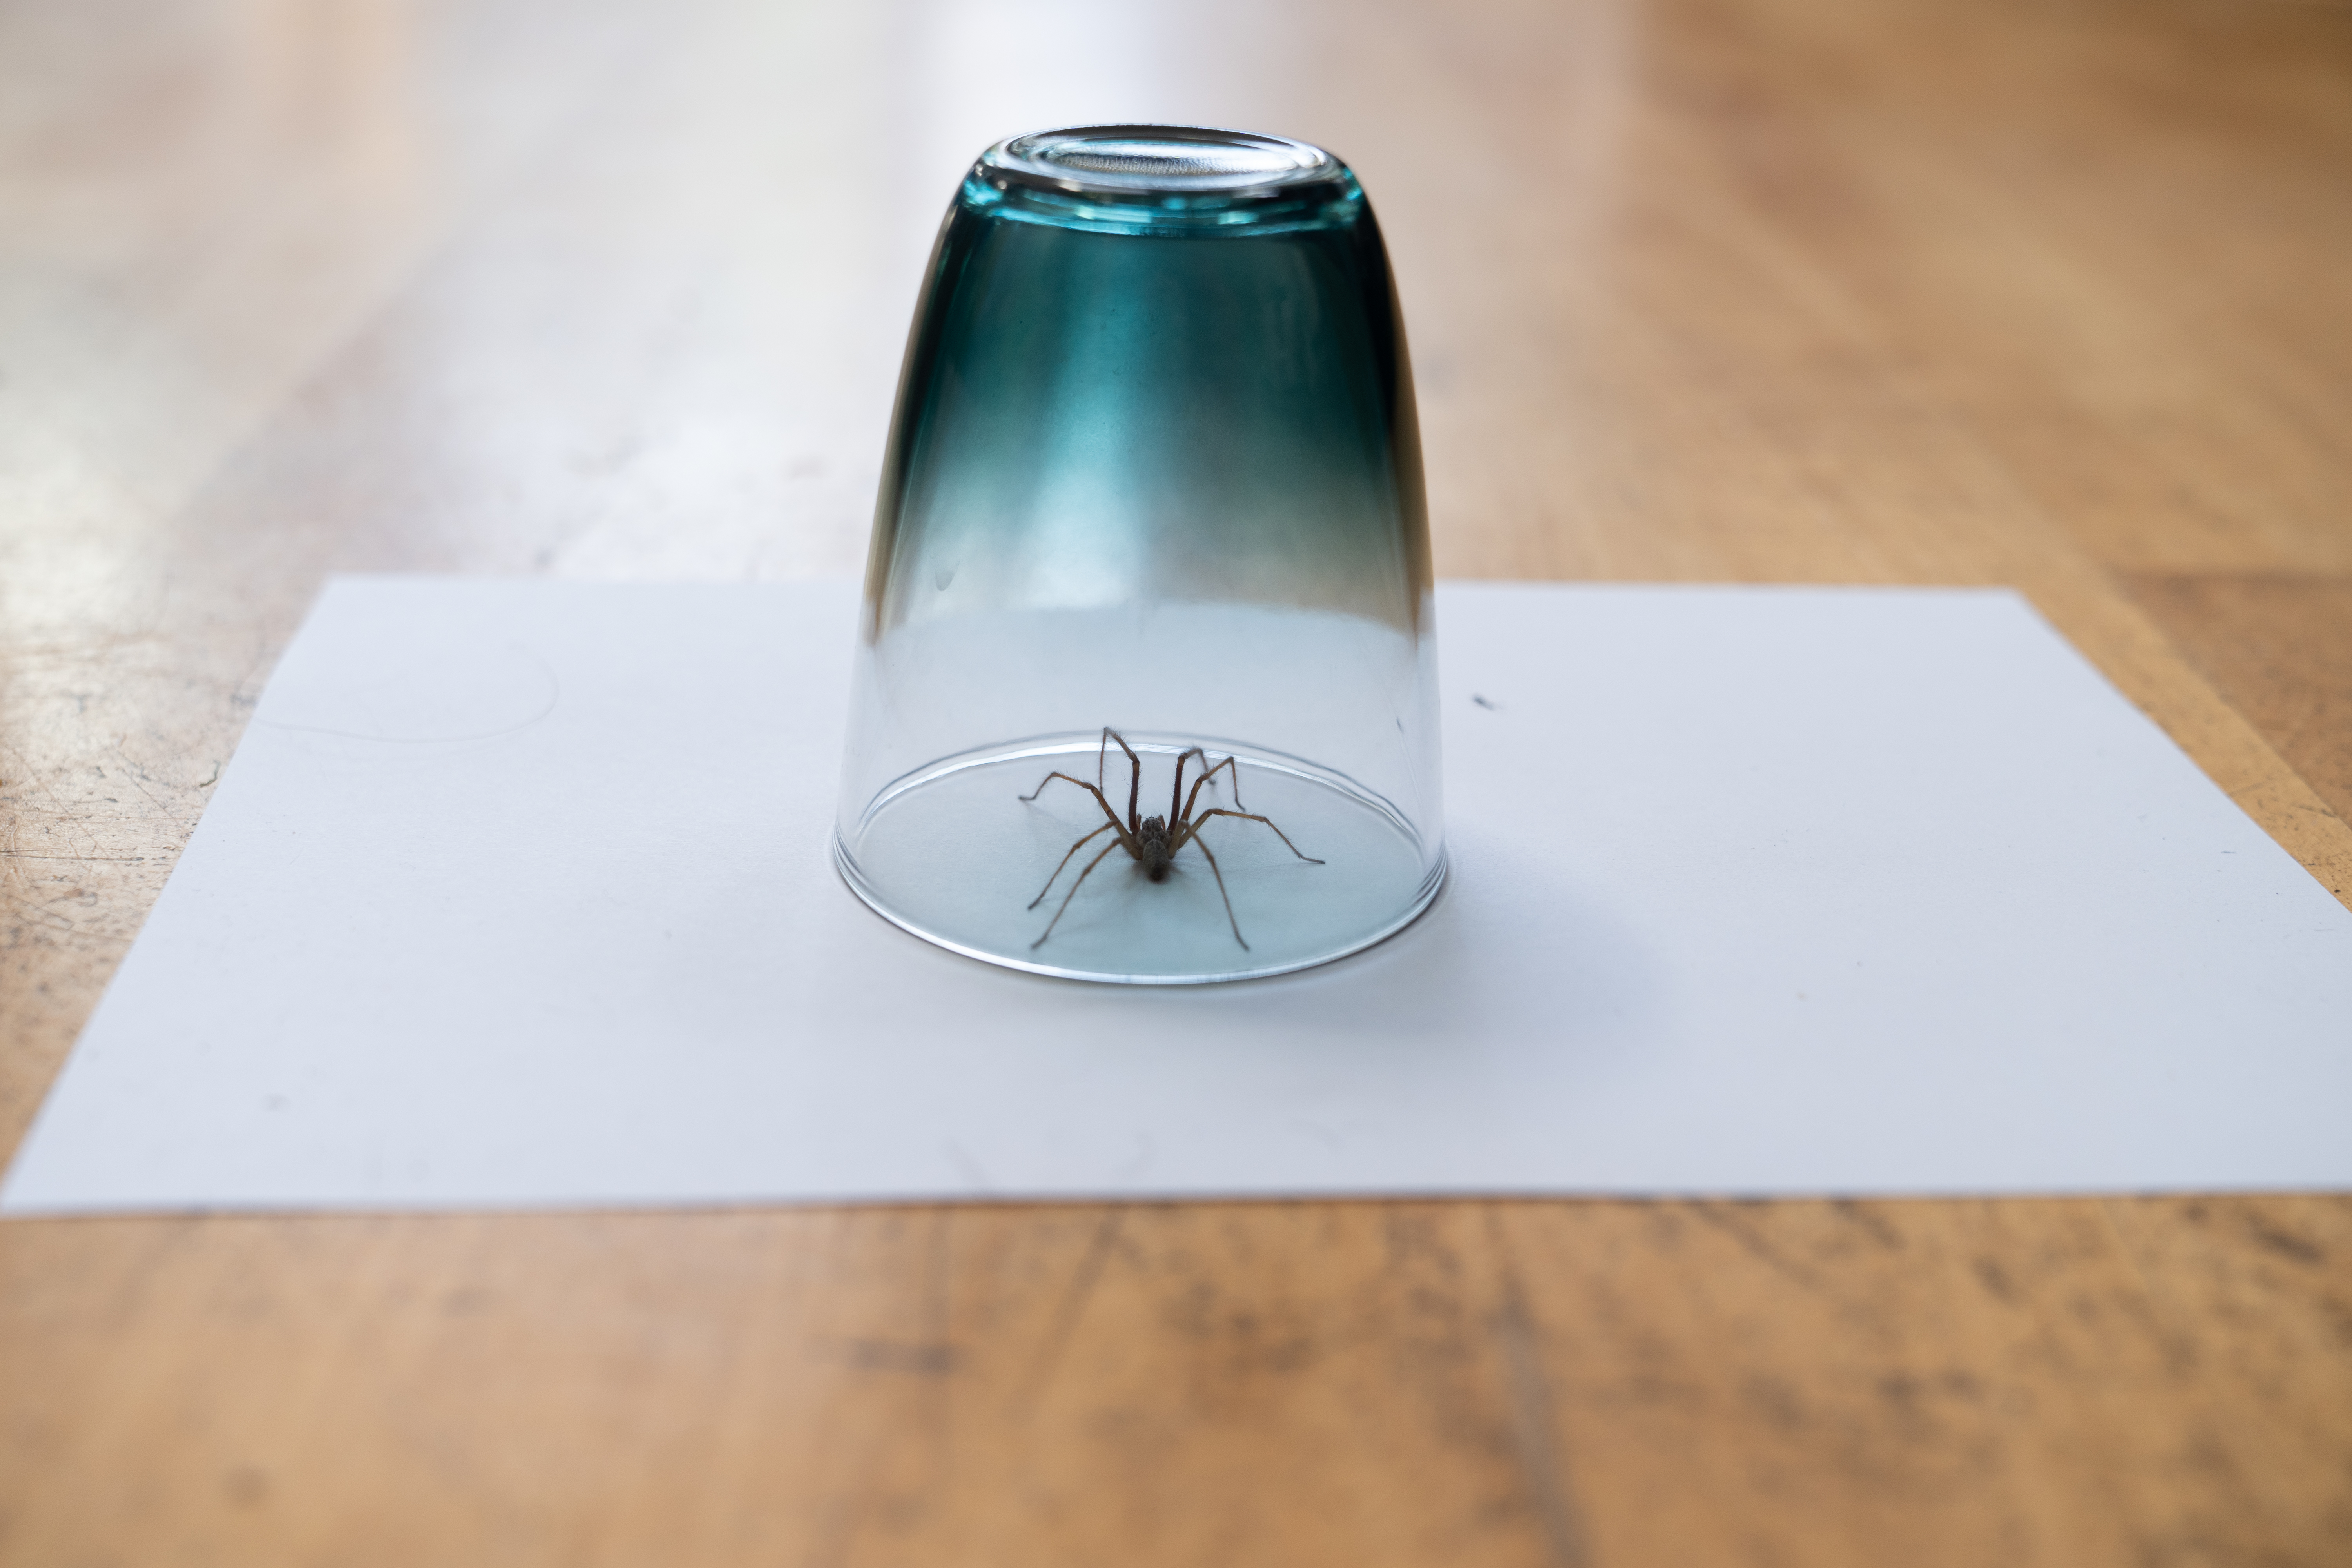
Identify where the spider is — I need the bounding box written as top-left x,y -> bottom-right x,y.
1018,728 -> 1324,951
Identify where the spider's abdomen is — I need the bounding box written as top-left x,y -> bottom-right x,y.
1137,815 -> 1174,880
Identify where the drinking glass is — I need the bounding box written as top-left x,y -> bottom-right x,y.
834,125 -> 1443,983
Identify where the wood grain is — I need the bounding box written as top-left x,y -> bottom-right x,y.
4,0 -> 2349,1563
2127,575 -> 2352,837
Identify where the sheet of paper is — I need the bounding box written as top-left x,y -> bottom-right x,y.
7,579 -> 2347,1213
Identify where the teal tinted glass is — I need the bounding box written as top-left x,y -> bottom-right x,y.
837,127 -> 1443,984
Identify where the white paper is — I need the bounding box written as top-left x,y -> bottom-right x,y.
6,578 -> 2348,1213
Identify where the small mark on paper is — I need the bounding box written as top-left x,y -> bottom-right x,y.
1291,1117 -> 1345,1152
261,637 -> 561,745
943,1139 -> 993,1194
1472,693 -> 1501,711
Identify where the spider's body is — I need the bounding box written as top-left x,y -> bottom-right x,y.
1018,728 -> 1323,950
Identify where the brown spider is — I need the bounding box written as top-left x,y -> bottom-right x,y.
1018,728 -> 1324,951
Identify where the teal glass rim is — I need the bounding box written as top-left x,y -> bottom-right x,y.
962,124 -> 1365,237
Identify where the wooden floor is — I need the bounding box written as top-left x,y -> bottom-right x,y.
4,0 -> 2349,1562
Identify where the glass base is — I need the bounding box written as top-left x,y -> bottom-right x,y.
835,734 -> 1445,984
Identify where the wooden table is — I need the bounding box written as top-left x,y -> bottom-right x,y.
5,1 -> 2348,1562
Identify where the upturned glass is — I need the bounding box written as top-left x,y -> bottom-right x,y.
834,125 -> 1443,983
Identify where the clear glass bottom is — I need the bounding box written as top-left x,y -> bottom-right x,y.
835,733 -> 1445,984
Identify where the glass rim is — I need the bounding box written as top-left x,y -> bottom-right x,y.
981,124 -> 1346,198
965,125 -> 1363,237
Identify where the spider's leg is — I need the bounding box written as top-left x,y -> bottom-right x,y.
1170,746 -> 1193,823
1178,754 -> 1238,823
1032,837 -> 1126,948
1104,728 -> 1142,834
1019,771 -> 1130,837
1027,821 -> 1117,909
1187,808 -> 1325,864
1189,834 -> 1249,951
